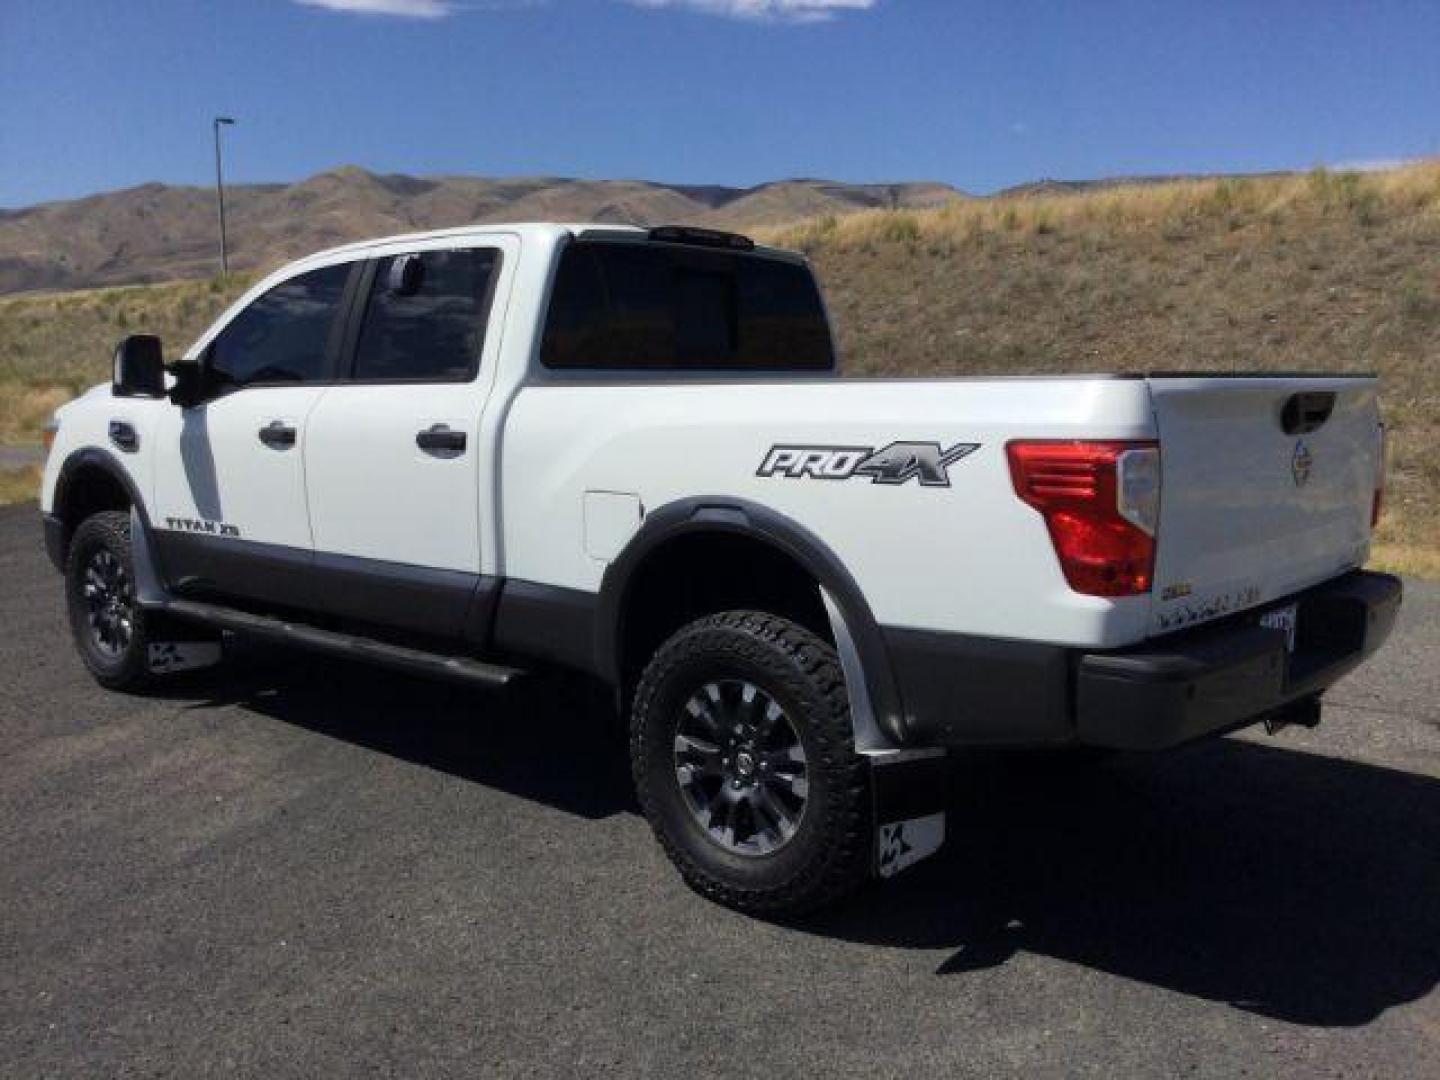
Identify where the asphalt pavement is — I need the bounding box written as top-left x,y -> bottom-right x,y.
2,503 -> 1438,1078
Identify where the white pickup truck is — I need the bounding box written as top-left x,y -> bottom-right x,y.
41,222 -> 1401,914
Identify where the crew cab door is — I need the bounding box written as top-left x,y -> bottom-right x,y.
150,260 -> 356,604
300,239 -> 514,637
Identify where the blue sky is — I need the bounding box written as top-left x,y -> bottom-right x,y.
1,0 -> 1437,207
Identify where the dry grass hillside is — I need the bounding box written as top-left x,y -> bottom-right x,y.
764,163 -> 1440,576
0,275 -> 255,504
1,163 -> 1435,574
0,169 -> 960,294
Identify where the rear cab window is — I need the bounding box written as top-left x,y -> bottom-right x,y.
540,239 -> 834,372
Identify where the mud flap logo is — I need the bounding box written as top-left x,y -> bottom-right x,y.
877,812 -> 946,878
757,442 -> 979,487
148,641 -> 223,674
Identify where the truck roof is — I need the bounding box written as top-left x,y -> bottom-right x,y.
306,222 -> 802,263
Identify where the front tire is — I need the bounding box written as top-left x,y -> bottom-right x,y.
631,611 -> 870,916
65,511 -> 152,691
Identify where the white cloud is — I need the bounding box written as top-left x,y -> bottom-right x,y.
295,0 -> 456,18
625,0 -> 878,23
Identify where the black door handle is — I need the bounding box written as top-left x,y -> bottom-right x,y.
258,420 -> 297,449
416,424 -> 466,455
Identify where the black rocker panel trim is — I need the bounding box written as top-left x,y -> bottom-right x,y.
491,579 -> 600,674
151,530 -> 496,643
311,549 -> 496,642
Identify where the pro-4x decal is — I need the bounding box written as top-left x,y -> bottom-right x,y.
756,442 -> 980,487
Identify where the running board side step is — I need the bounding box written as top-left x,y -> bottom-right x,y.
161,598 -> 525,690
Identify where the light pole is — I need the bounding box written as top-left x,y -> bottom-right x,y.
213,116 -> 236,276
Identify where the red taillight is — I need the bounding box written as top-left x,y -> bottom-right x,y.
1371,422 -> 1387,529
1007,440 -> 1159,597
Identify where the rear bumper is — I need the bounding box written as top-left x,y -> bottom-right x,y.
1075,570 -> 1401,750
885,570 -> 1402,751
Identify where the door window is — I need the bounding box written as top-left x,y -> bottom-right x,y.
352,248 -> 500,382
208,263 -> 351,389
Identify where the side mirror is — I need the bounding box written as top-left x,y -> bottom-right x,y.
167,362 -> 206,410
386,253 -> 425,296
113,335 -> 166,398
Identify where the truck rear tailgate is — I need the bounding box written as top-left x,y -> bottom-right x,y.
1146,376 -> 1380,637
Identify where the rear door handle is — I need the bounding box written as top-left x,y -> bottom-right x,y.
258,420 -> 297,449
416,424 -> 466,455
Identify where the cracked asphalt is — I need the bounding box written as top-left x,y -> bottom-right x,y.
2,503 -> 1438,1077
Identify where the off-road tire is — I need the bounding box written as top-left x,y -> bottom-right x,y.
631,610 -> 870,916
65,511 -> 153,691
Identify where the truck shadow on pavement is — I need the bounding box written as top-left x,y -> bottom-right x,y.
808,743 -> 1440,1028
187,647 -> 1439,1030
176,644 -> 638,821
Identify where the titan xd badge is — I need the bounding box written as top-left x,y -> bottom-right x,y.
757,442 -> 980,487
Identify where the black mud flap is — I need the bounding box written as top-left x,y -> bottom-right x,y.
130,507 -> 225,676
869,749 -> 948,879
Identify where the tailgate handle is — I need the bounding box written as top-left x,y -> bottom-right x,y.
1280,392 -> 1335,435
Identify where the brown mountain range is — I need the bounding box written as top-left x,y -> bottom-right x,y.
0,168 -> 963,294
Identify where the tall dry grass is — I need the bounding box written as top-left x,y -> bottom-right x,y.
0,274 -> 253,449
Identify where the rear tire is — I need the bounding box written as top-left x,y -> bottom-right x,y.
65,511 -> 153,691
631,611 -> 870,916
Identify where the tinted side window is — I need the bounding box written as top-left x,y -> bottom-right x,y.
734,256 -> 831,369
209,263 -> 351,387
540,242 -> 833,371
541,247 -> 610,367
352,248 -> 499,382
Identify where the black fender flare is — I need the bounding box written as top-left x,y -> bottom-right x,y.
49,447 -> 156,567
594,496 -> 906,744
53,446 -> 153,525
